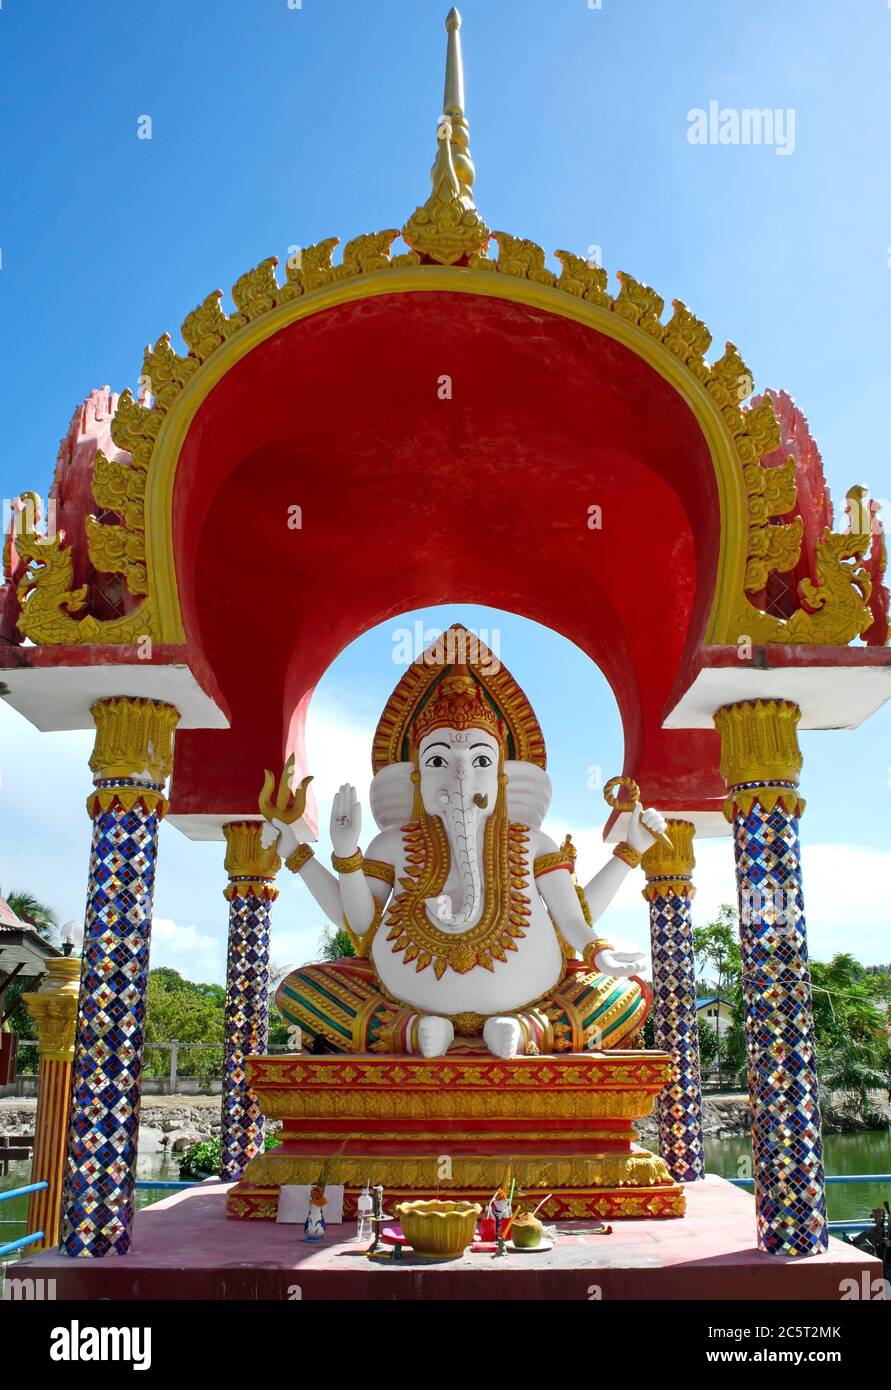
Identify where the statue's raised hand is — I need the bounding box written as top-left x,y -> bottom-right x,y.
625,803 -> 668,854
330,784 -> 361,857
261,817 -> 299,860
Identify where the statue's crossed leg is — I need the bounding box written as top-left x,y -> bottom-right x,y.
275,958 -> 650,1058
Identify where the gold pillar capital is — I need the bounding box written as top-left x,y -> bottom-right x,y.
642,819 -> 696,901
714,698 -> 805,821
23,956 -> 82,1063
87,697 -> 180,818
223,821 -> 280,900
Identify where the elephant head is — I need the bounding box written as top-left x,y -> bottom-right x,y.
409,665 -> 506,932
417,724 -> 501,930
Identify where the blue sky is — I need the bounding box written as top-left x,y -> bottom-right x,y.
1,1 -> 889,978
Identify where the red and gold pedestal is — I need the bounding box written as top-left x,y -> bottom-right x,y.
226,1051 -> 685,1222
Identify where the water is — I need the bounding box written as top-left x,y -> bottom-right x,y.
704,1131 -> 891,1224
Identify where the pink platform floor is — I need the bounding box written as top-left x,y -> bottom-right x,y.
10,1174 -> 881,1301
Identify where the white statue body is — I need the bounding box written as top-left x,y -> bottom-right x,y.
266,665 -> 666,1060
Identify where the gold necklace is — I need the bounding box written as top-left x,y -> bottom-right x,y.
382,785 -> 531,978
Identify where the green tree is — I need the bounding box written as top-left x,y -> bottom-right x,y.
144,968 -> 226,1083
693,905 -> 742,1088
810,953 -> 889,1122
697,1017 -> 718,1071
318,926 -> 355,961
819,1040 -> 887,1124
810,954 -> 887,1057
267,1006 -> 292,1047
5,890 -> 58,941
1,890 -> 59,1065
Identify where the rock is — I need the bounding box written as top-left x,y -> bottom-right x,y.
172,1132 -> 202,1152
138,1126 -> 164,1154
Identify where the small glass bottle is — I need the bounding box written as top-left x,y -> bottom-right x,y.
355,1184 -> 374,1243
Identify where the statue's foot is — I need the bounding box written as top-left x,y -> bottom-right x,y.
483,1016 -> 524,1059
417,1015 -> 455,1058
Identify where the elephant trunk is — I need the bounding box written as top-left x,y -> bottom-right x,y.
425,785 -> 485,931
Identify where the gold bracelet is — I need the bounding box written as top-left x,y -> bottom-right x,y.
286,844 -> 314,874
582,938 -> 613,967
532,850 -> 573,878
331,850 -> 364,874
362,857 -> 396,887
612,841 -> 642,870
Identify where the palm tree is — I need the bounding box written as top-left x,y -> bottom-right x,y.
318,927 -> 355,961
1,891 -> 59,1060
5,889 -> 58,942
819,1039 -> 887,1123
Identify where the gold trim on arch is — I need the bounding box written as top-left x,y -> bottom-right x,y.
143,265 -> 751,646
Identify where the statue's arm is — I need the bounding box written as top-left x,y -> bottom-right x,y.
292,856 -> 346,928
336,830 -> 398,940
582,804 -> 667,923
582,855 -> 632,928
532,832 -> 611,956
286,829 -> 396,936
533,814 -> 663,979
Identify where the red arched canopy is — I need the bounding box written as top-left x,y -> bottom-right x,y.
168,290 -> 725,821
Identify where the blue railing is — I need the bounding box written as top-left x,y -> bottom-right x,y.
0,1181 -> 47,1259
728,1174 -> 891,1187
725,1173 -> 891,1234
0,1179 -> 198,1260
134,1180 -> 198,1190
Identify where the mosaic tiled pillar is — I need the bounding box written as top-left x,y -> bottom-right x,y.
22,956 -> 82,1250
641,819 -> 705,1183
715,698 -> 828,1257
220,822 -> 280,1182
60,697 -> 180,1258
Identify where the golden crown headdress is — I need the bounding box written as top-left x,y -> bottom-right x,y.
371,624 -> 546,773
409,664 -> 504,751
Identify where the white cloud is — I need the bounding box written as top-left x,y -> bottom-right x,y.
150,916 -> 223,982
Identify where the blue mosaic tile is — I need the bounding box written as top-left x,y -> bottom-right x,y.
220,890 -> 272,1181
60,798 -> 161,1258
648,889 -> 705,1183
731,796 -> 828,1257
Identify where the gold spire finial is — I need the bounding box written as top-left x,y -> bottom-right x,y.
402,9 -> 489,266
444,10 -> 465,114
441,8 -> 474,199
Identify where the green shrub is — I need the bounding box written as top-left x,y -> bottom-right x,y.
178,1132 -> 278,1179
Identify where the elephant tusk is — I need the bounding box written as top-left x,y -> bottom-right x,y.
473,792 -> 489,809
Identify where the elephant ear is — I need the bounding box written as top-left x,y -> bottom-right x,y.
505,760 -> 552,829
369,762 -> 415,831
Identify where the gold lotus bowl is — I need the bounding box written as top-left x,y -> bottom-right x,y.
394,1200 -> 482,1259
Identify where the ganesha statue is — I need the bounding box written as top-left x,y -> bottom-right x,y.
264,628 -> 666,1060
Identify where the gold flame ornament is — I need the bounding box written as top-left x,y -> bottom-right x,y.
259,754 -> 313,826
603,775 -> 672,847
